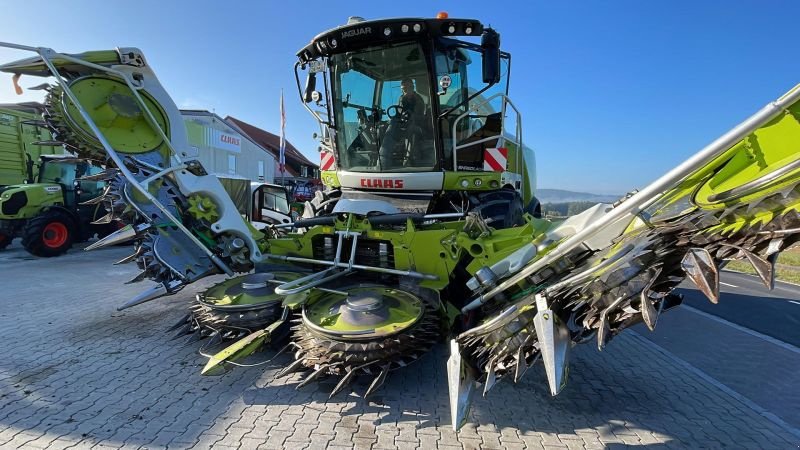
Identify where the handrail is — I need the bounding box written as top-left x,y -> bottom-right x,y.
450,93 -> 523,173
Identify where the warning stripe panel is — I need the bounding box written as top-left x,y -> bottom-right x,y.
483,147 -> 508,172
320,151 -> 336,171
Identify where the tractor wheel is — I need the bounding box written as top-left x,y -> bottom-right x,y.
21,210 -> 75,257
0,232 -> 11,251
475,189 -> 525,229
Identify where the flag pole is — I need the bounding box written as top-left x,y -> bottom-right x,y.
280,89 -> 286,187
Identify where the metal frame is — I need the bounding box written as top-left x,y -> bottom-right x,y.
451,93 -> 522,176
707,157 -> 800,203
269,229 -> 437,295
0,42 -> 235,275
462,84 -> 800,312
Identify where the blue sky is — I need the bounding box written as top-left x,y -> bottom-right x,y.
1,1 -> 798,194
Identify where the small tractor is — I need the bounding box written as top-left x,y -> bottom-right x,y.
0,154 -> 117,255
2,13 -> 799,430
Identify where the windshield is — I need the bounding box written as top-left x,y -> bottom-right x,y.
433,41 -> 510,171
39,160 -> 79,186
261,186 -> 290,214
331,42 -> 436,173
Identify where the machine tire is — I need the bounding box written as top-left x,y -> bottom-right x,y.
476,189 -> 525,229
525,197 -> 543,218
0,232 -> 11,251
21,210 -> 75,257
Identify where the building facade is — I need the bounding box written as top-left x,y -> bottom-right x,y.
226,116 -> 318,181
181,110 -> 276,183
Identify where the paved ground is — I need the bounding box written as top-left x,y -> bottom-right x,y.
0,241 -> 798,449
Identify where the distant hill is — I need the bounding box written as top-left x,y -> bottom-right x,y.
536,189 -> 620,204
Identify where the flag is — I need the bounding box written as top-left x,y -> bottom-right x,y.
279,90 -> 286,174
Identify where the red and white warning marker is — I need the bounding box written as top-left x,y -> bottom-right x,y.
483,147 -> 508,172
320,151 -> 336,171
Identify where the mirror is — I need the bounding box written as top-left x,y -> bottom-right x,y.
304,72 -> 317,103
481,28 -> 501,84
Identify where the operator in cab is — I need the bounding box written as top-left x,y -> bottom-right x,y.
399,78 -> 424,121
378,78 -> 426,169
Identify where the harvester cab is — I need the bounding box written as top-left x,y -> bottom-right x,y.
295,15 -> 538,221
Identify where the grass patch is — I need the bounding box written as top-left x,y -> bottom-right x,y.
725,259 -> 800,284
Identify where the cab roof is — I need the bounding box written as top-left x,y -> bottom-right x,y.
297,17 -> 485,63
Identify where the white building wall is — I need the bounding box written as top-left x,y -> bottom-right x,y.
182,112 -> 276,183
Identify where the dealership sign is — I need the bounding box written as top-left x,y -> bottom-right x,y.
212,129 -> 241,153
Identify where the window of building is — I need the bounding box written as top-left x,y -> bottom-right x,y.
228,154 -> 236,175
258,161 -> 265,181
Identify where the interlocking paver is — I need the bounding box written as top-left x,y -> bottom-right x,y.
0,243 -> 798,450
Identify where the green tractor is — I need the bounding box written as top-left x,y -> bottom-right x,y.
0,154 -> 116,255
2,14 -> 800,430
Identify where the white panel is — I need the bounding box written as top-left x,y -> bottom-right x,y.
337,171 -> 443,190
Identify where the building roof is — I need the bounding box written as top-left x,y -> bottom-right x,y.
225,116 -> 317,169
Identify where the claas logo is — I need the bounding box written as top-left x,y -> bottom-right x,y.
360,178 -> 404,189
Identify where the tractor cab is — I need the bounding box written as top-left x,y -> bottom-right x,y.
36,155 -> 105,206
296,15 -> 531,204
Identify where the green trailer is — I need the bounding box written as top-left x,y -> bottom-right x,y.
0,104 -> 62,186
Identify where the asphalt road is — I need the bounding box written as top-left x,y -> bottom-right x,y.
678,270 -> 800,347
638,270 -> 800,431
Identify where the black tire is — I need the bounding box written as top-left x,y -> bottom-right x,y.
525,197 -> 543,218
475,189 -> 525,229
21,210 -> 75,257
0,232 -> 11,251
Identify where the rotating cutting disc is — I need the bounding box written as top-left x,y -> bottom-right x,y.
199,271 -> 303,311
44,75 -> 169,158
302,286 -> 424,339
284,284 -> 444,398
56,75 -> 169,155
172,271 -> 308,342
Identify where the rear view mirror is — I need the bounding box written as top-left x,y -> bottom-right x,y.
303,72 -> 317,103
481,28 -> 501,84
